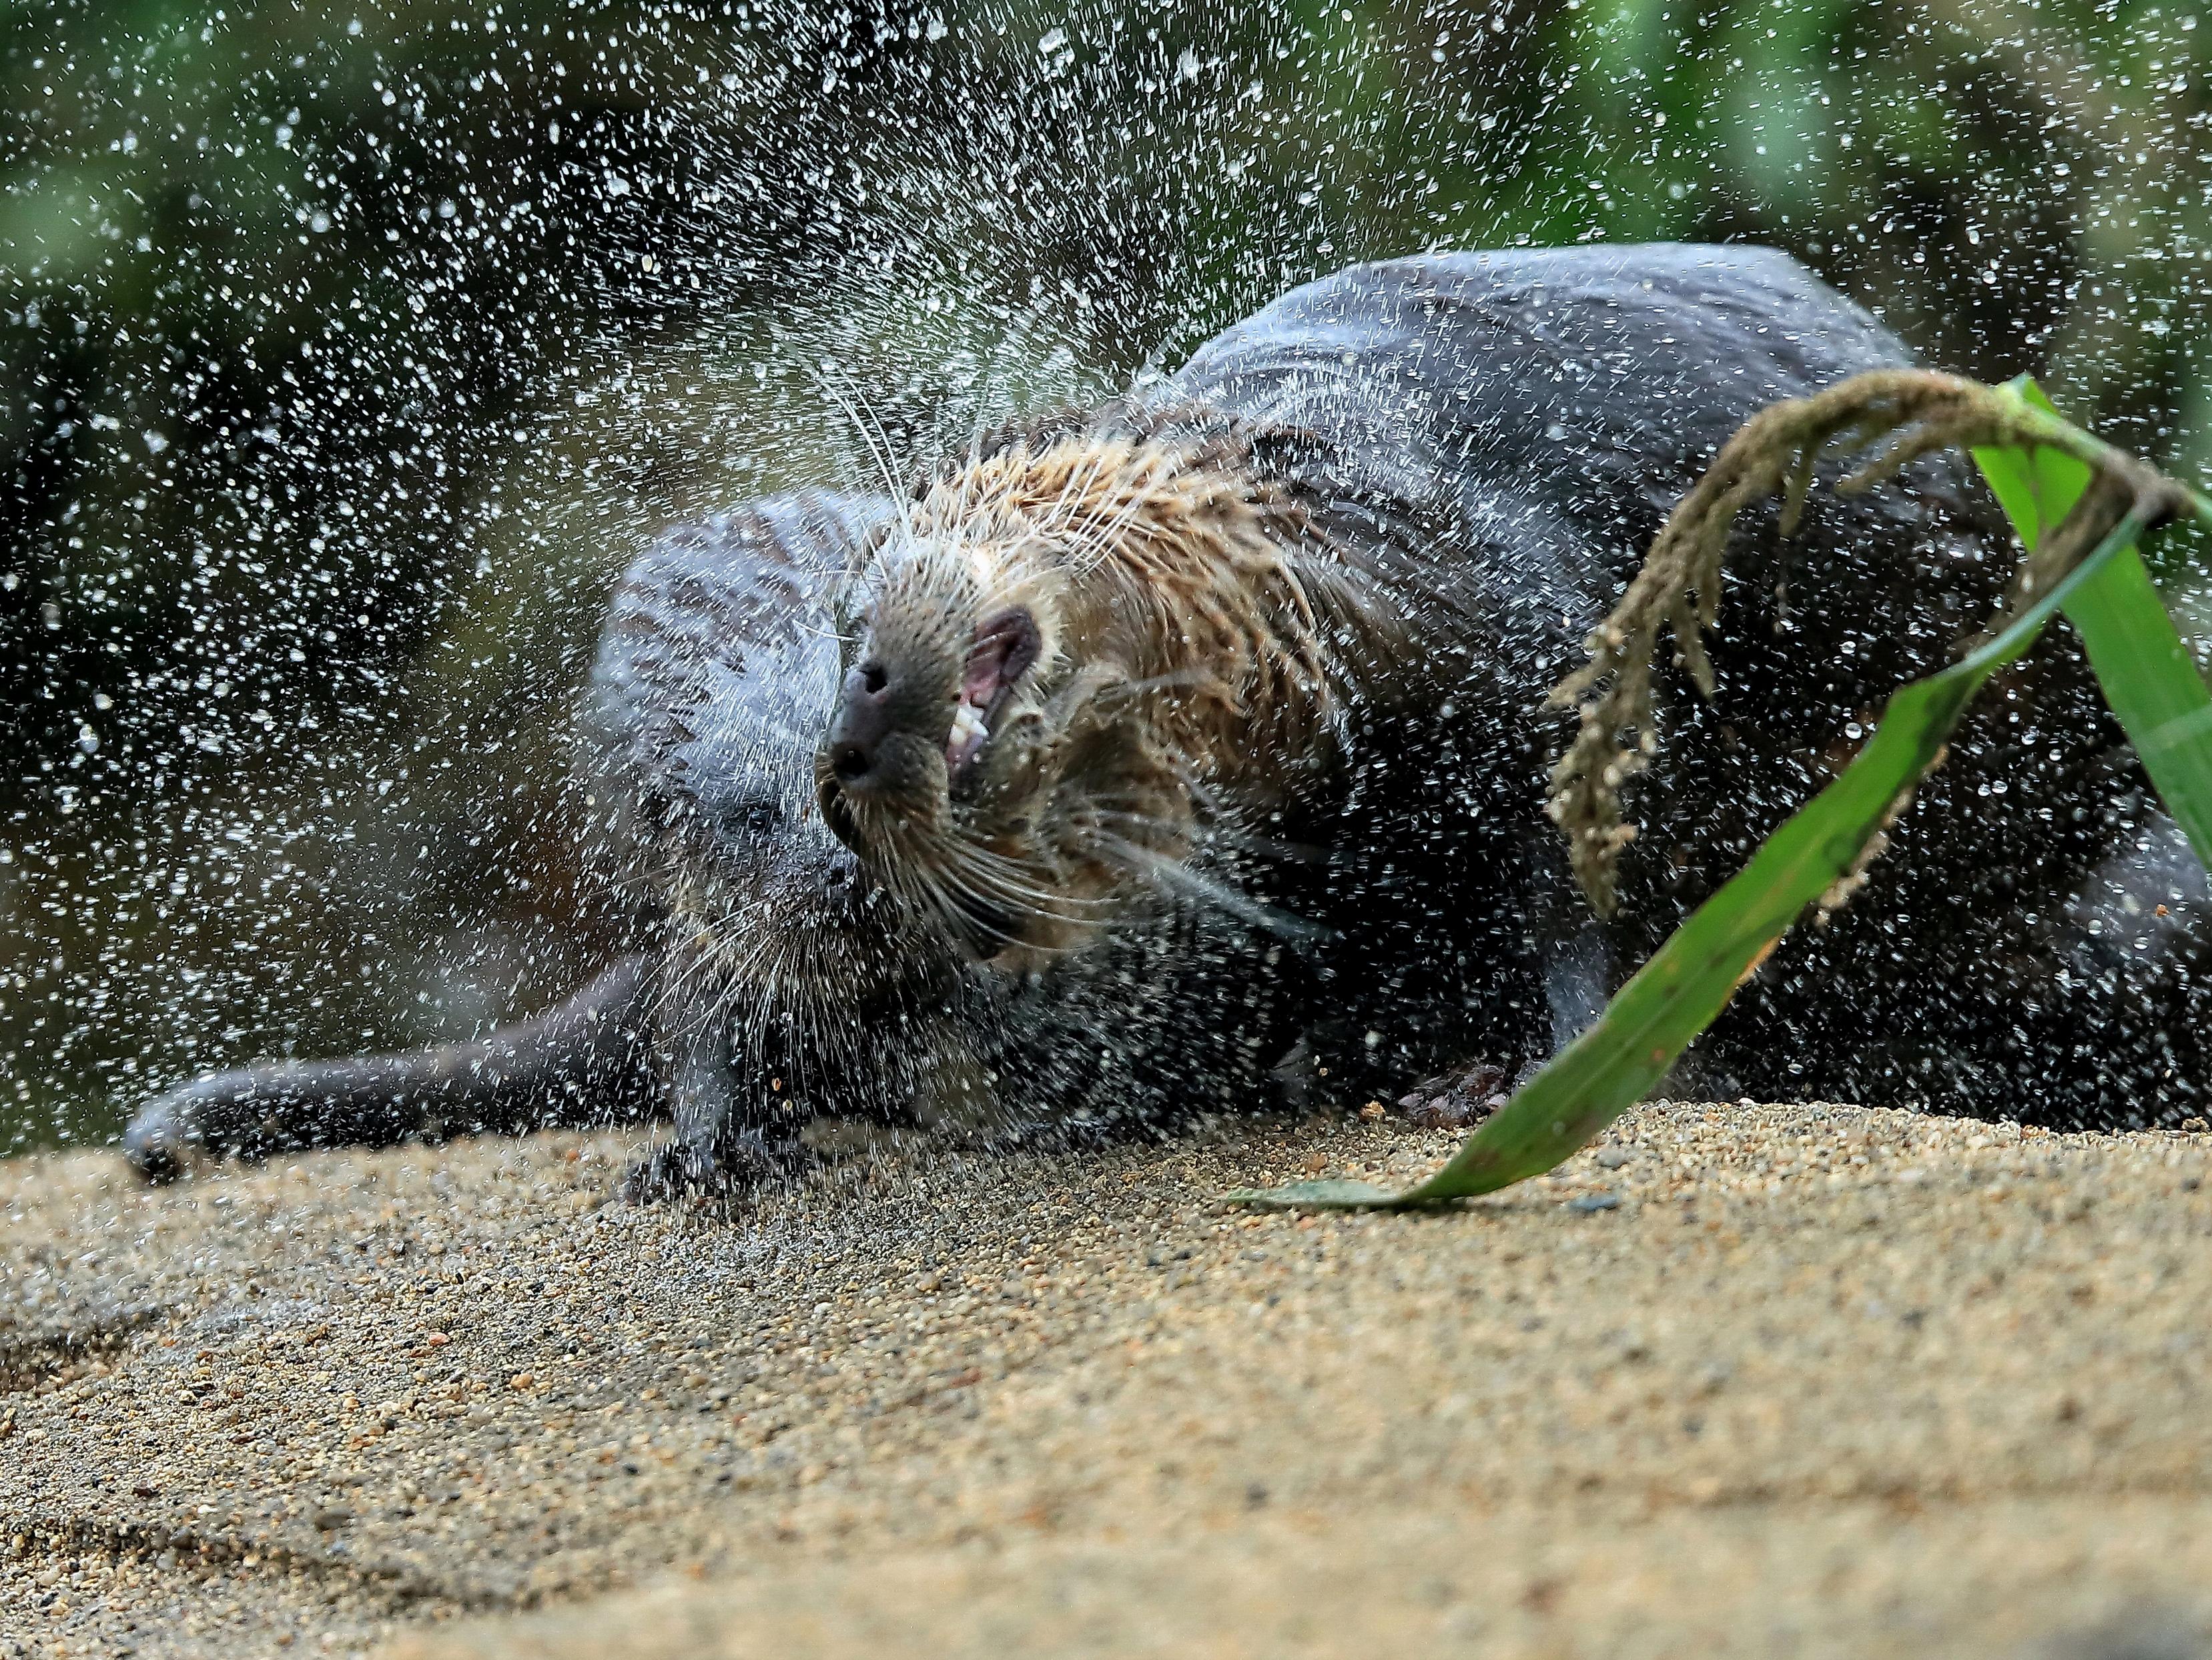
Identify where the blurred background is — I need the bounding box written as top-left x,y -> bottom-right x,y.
1,0 -> 2202,1148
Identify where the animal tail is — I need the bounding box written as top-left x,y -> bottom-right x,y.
123,953 -> 659,1183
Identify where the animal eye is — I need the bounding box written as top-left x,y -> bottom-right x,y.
731,800 -> 779,839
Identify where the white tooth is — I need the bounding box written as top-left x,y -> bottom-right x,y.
949,702 -> 990,764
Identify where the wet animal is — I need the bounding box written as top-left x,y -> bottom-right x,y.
124,244 -> 2212,1196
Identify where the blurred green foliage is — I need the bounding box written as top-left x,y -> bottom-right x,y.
3,0 -> 2209,1145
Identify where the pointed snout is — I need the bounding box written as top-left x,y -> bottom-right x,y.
825,660 -> 897,794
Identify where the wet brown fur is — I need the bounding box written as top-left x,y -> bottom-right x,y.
826,417 -> 1339,965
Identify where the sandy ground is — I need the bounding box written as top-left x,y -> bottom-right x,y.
4,1102 -> 2212,1659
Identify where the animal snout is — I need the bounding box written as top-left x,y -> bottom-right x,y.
827,661 -> 896,792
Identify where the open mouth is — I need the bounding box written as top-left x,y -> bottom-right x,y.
946,606 -> 1040,785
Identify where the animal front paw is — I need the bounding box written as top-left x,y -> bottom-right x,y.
615,1129 -> 800,1207
1394,1061 -> 1510,1131
122,1087 -> 208,1185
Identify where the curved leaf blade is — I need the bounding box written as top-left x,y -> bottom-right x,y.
2065,549 -> 2212,871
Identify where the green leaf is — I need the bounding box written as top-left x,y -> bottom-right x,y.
1972,376 -> 2212,873
2068,551 -> 2212,868
1225,511 -> 2149,1213
1970,378 -> 2093,551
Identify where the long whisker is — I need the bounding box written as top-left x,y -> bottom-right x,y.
1088,831 -> 1325,942
933,840 -> 1088,924
1092,667 -> 1218,702
1070,791 -> 1301,863
811,362 -> 915,547
941,828 -> 1120,915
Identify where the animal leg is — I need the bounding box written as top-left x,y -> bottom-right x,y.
615,1014 -> 815,1205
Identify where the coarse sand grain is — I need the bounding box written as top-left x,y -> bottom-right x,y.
5,1101 -> 2211,1658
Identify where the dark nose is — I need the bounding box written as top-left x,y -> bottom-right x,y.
826,661 -> 895,792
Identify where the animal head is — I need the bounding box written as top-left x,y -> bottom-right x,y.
815,421 -> 1333,966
